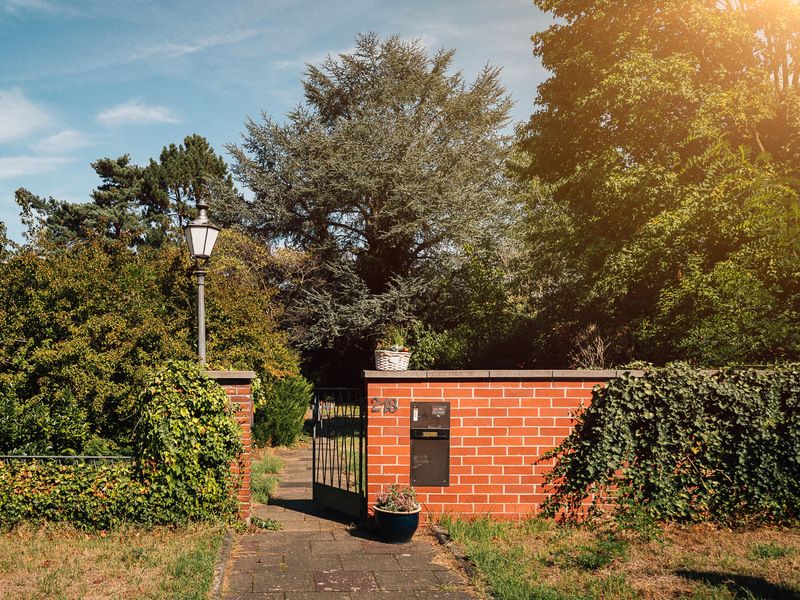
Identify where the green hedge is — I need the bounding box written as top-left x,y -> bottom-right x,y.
0,362 -> 243,530
542,363 -> 800,526
0,461 -> 148,530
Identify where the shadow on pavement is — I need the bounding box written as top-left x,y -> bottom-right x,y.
267,496 -> 354,525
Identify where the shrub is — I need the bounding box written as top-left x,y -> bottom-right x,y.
542,363 -> 800,526
135,361 -> 242,524
0,461 -> 148,531
253,376 -> 312,447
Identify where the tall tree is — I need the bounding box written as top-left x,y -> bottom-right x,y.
223,33 -> 513,375
141,133 -> 235,235
18,134 -> 236,248
516,0 -> 800,366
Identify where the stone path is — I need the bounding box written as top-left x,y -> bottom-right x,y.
222,445 -> 474,600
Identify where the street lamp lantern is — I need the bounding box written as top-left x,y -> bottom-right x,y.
183,200 -> 220,366
184,201 -> 220,260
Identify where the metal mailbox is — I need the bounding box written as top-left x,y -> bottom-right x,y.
410,401 -> 450,486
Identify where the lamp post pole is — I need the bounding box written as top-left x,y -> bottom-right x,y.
196,267 -> 207,365
183,199 -> 220,367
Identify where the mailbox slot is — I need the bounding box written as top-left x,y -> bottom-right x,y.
410,401 -> 450,487
411,429 -> 450,440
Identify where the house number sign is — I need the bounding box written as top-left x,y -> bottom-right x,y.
371,397 -> 398,414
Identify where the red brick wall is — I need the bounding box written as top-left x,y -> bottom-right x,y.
206,371 -> 255,522
364,371 -> 632,519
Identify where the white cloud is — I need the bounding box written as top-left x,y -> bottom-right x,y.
96,100 -> 179,126
30,128 -> 92,153
130,28 -> 262,61
272,46 -> 357,72
0,154 -> 70,179
0,0 -> 56,15
0,87 -> 52,143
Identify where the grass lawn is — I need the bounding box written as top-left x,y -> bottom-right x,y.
251,448 -> 284,504
440,516 -> 800,600
0,523 -> 223,600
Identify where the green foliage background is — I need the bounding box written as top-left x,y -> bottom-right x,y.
543,364 -> 800,526
512,0 -> 800,368
221,33 -> 514,380
0,462 -> 149,530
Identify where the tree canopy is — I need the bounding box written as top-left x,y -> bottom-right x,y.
515,0 -> 800,366
222,33 -> 514,377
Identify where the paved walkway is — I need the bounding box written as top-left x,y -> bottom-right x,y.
222,446 -> 474,600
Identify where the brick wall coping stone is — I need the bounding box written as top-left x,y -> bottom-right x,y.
363,369 -> 645,381
202,370 -> 256,384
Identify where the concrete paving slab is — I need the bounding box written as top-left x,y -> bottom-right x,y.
339,554 -> 401,571
231,555 -> 286,572
253,571 -> 316,592
285,593 -> 352,600
355,594 -> 418,600
415,592 -> 474,600
314,570 -> 380,592
394,552 -> 449,571
226,572 -> 254,594
310,540 -> 366,555
361,540 -> 417,555
277,530 -> 335,541
373,570 -> 442,591
282,554 -> 343,572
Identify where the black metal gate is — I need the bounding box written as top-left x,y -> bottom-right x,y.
312,388 -> 366,519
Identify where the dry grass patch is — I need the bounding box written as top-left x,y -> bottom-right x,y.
440,515 -> 800,599
0,523 -> 223,600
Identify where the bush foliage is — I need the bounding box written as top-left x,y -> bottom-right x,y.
136,361 -> 242,524
543,364 -> 800,526
0,363 -> 243,530
253,376 -> 312,447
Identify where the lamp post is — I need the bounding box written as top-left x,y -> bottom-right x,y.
183,200 -> 220,365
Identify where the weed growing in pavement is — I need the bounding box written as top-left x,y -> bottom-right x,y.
251,517 -> 281,531
251,452 -> 284,504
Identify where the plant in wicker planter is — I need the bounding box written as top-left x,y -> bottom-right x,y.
373,485 -> 421,543
375,327 -> 412,370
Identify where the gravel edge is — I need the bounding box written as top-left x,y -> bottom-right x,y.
429,523 -> 481,585
208,528 -> 234,600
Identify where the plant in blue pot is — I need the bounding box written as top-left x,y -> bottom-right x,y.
374,485 -> 421,543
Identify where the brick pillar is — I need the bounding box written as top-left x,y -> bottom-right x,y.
204,370 -> 256,523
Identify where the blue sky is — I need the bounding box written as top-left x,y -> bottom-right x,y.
0,0 -> 552,241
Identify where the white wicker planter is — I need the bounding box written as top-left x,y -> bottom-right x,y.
374,350 -> 411,371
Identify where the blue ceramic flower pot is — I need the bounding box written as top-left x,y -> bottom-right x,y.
374,506 -> 421,543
